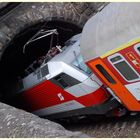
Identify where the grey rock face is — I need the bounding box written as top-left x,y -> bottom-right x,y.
0,102 -> 88,137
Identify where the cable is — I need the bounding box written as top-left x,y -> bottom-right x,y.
23,29 -> 58,53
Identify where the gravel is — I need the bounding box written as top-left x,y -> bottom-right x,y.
64,115 -> 140,138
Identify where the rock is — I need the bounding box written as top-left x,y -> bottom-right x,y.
0,102 -> 88,137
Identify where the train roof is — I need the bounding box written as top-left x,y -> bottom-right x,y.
81,3 -> 140,61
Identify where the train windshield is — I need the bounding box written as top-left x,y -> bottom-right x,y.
73,55 -> 92,75
51,73 -> 80,89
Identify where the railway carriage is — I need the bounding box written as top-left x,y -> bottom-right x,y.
80,3 -> 140,111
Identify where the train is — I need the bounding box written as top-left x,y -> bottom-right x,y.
80,3 -> 140,112
10,32 -> 121,120
10,2 -> 140,120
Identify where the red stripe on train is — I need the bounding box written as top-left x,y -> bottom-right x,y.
16,80 -> 109,112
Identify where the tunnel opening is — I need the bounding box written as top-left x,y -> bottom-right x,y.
0,20 -> 81,104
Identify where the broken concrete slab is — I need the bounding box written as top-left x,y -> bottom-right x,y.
0,102 -> 89,138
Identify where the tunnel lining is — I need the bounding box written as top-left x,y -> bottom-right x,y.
0,20 -> 81,99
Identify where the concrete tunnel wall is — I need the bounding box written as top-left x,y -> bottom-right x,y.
0,2 -> 107,137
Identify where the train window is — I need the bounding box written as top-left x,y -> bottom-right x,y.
73,55 -> 92,75
137,47 -> 140,52
114,61 -> 139,80
96,64 -> 116,84
108,54 -> 139,81
61,73 -> 80,86
54,74 -> 69,88
51,73 -> 80,89
41,64 -> 49,77
110,56 -> 122,63
134,43 -> 140,56
37,70 -> 41,79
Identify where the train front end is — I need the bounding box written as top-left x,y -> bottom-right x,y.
11,35 -> 120,119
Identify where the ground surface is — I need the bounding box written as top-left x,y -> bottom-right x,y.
64,114 -> 140,138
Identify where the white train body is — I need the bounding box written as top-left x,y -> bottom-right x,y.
12,34 -> 119,119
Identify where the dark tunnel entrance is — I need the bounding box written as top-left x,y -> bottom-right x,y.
0,20 -> 81,102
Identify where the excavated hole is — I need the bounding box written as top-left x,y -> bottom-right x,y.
0,20 -> 81,109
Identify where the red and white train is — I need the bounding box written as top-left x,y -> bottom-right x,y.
12,34 -> 120,119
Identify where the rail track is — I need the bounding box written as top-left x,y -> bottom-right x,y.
62,114 -> 140,137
